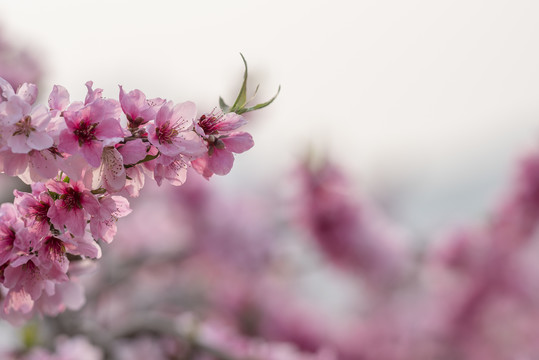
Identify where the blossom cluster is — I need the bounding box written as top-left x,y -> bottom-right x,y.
0,61 -> 275,324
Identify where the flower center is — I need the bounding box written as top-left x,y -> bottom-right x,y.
198,114 -> 221,135
74,120 -> 98,145
13,115 -> 35,137
43,237 -> 66,263
156,123 -> 179,144
60,188 -> 83,210
30,201 -> 50,223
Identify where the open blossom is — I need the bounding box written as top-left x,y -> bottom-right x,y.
147,100 -> 205,157
47,180 -> 100,236
0,90 -> 53,154
192,112 -> 254,178
90,195 -> 131,244
119,86 -> 165,128
14,188 -> 54,237
59,98 -> 124,168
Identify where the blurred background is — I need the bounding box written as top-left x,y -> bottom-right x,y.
2,0 -> 539,235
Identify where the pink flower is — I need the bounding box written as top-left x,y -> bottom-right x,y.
0,95 -> 53,154
152,154 -> 188,186
47,180 -> 100,236
14,188 -> 54,237
59,99 -> 124,167
119,86 -> 165,128
192,112 -> 254,178
0,203 -> 25,266
147,100 -> 205,157
90,195 -> 131,244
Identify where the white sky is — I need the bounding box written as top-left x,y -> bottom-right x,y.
2,0 -> 539,233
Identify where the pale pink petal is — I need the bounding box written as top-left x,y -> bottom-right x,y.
67,234 -> 101,259
119,86 -> 144,119
80,192 -> 100,215
176,131 -> 206,157
58,129 -> 80,155
155,101 -> 173,127
48,84 -> 70,111
7,135 -> 31,154
216,113 -> 247,131
118,139 -> 147,165
111,195 -> 132,217
16,83 -> 38,105
221,132 -> 254,153
2,152 -> 29,176
208,149 -> 234,176
0,77 -> 15,100
63,208 -> 86,236
27,131 -> 53,151
29,150 -> 59,181
80,141 -> 103,168
172,101 -> 197,129
29,104 -> 52,130
95,117 -> 124,142
191,156 -> 213,179
2,96 -> 30,124
89,98 -> 121,124
4,288 -> 34,314
84,81 -> 102,105
101,147 -> 126,192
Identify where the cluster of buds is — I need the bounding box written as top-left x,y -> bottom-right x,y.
0,57 -> 278,325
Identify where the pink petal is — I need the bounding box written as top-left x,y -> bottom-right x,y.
155,101 -> 173,127
111,195 -> 131,217
221,132 -> 254,154
80,191 -> 100,215
216,113 -> 247,131
119,86 -> 144,119
7,135 -> 31,154
2,153 -> 29,176
4,288 -> 33,314
176,131 -> 206,157
27,131 -> 53,151
29,151 -> 59,179
191,156 -> 214,179
80,141 -> 103,168
118,139 -> 147,164
84,81 -> 102,105
30,105 -> 52,130
101,147 -> 126,192
95,118 -> 124,141
0,77 -> 15,100
16,83 -> 38,105
172,101 -> 197,129
58,129 -> 80,155
208,149 -> 234,176
48,85 -> 70,111
63,207 -> 86,236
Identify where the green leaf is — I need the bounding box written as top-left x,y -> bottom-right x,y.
219,96 -> 230,112
236,85 -> 281,115
48,190 -> 60,201
230,53 -> 249,112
